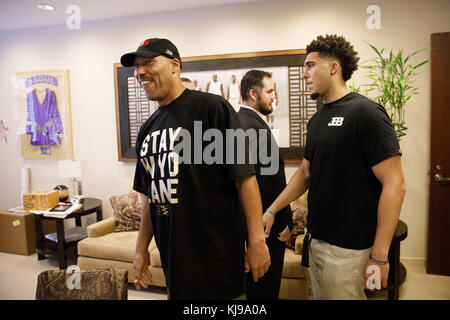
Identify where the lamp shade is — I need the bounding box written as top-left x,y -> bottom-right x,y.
58,160 -> 82,178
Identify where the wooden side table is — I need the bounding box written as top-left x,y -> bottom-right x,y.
34,198 -> 102,270
387,219 -> 408,300
365,219 -> 408,300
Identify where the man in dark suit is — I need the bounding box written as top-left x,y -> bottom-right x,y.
238,70 -> 293,299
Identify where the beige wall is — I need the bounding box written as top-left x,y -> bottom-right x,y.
0,0 -> 449,260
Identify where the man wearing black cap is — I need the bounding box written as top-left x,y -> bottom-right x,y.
121,38 -> 270,300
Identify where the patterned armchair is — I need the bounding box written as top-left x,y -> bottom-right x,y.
35,268 -> 128,300
279,192 -> 311,300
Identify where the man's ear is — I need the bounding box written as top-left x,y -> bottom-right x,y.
248,89 -> 259,102
171,58 -> 181,74
330,61 -> 340,76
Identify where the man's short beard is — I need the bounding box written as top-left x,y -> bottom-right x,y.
256,100 -> 272,115
310,92 -> 320,100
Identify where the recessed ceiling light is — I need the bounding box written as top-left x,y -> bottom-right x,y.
36,4 -> 55,11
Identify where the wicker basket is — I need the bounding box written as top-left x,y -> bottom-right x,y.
23,190 -> 59,211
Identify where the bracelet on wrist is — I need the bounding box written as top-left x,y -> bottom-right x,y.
266,209 -> 277,216
369,255 -> 389,265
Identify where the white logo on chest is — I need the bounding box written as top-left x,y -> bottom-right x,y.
328,117 -> 344,127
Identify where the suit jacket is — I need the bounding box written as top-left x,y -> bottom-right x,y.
238,107 -> 293,236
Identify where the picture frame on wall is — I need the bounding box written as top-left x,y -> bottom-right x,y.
114,49 -> 319,162
14,70 -> 74,159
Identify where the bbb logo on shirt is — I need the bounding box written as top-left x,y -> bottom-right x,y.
328,117 -> 344,127
156,204 -> 172,216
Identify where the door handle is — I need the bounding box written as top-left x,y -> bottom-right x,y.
434,173 -> 450,182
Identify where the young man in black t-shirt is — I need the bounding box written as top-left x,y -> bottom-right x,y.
120,38 -> 270,300
267,35 -> 406,299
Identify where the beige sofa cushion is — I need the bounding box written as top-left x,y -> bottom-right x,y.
282,248 -> 307,279
279,277 -> 310,300
150,246 -> 162,267
78,231 -> 139,262
77,256 -> 167,287
78,231 -> 158,263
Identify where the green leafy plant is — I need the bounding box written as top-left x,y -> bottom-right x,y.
360,43 -> 428,141
348,82 -> 362,94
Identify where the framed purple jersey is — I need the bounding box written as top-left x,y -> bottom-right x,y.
14,70 -> 74,159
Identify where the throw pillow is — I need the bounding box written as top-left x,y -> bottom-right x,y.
286,201 -> 308,250
109,192 -> 142,232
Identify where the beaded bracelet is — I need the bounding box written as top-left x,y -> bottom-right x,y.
266,209 -> 277,216
369,255 -> 389,265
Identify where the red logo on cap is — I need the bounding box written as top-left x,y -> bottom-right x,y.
140,40 -> 150,47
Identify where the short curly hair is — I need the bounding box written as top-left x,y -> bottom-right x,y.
306,34 -> 359,82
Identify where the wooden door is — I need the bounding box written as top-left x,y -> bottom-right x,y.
427,32 -> 450,276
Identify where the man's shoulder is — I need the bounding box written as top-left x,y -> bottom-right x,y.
184,89 -> 221,105
345,93 -> 393,126
307,108 -> 322,126
348,92 -> 382,111
200,91 -> 233,111
238,106 -> 258,119
188,90 -> 235,122
138,109 -> 158,131
135,111 -> 157,149
238,106 -> 256,115
238,108 -> 258,125
190,89 -> 222,101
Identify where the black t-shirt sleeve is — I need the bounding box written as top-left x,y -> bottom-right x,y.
133,125 -> 150,196
359,105 -> 402,167
304,115 -> 316,161
133,160 -> 148,196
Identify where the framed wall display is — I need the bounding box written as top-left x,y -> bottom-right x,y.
15,70 -> 74,159
114,49 -> 319,162
114,63 -> 157,162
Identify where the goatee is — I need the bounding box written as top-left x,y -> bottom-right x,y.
310,92 -> 320,100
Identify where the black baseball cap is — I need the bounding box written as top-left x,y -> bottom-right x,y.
120,38 -> 182,68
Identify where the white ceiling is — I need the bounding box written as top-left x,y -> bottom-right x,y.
0,0 -> 260,31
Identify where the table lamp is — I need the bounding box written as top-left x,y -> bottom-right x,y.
58,160 -> 83,199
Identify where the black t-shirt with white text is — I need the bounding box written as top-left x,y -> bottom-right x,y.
304,92 -> 401,250
133,89 -> 255,299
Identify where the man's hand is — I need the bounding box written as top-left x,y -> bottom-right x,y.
133,251 -> 153,290
262,212 -> 275,238
278,226 -> 291,242
364,259 -> 389,291
234,175 -> 271,282
244,240 -> 271,282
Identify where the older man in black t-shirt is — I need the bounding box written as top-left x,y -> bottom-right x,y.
267,35 -> 406,299
120,38 -> 270,299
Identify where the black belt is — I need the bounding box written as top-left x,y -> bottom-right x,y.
301,232 -> 312,267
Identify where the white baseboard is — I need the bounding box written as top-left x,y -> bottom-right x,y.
400,257 -> 426,268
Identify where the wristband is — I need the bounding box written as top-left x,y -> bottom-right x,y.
266,209 -> 277,216
369,255 -> 389,265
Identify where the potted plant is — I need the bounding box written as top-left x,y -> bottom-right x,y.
354,43 -> 428,141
